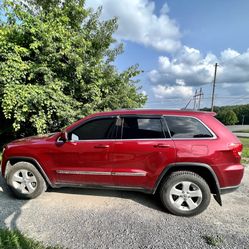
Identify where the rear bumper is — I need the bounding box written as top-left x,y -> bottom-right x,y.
219,164 -> 244,188
220,185 -> 240,194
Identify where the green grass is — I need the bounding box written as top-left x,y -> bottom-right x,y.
240,137 -> 249,146
0,229 -> 63,249
202,235 -> 223,247
239,137 -> 249,159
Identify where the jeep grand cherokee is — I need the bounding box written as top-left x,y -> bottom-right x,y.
1,109 -> 244,216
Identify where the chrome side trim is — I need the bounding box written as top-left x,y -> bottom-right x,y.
60,139 -> 118,143
61,138 -> 173,142
112,172 -> 147,176
56,170 -> 111,176
56,170 -> 147,176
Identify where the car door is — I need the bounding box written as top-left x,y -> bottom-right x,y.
164,115 -> 215,163
53,116 -> 119,186
110,115 -> 176,190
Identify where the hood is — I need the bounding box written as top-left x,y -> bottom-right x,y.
7,133 -> 56,146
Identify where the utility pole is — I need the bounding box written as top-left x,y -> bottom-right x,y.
211,63 -> 218,112
242,115 -> 245,125
183,88 -> 204,110
193,88 -> 204,110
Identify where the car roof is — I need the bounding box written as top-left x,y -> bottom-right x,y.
90,109 -> 216,117
65,109 -> 216,131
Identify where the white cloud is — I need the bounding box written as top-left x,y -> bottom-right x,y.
149,47 -> 249,87
86,0 -> 181,52
152,84 -> 193,100
86,1 -> 249,104
149,46 -> 216,86
220,48 -> 240,61
149,47 -> 249,101
218,48 -> 249,83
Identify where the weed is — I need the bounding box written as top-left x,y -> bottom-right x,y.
0,229 -> 63,249
202,234 -> 224,247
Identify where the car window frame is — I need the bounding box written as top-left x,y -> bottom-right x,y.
67,116 -> 120,142
119,115 -> 170,140
163,115 -> 217,140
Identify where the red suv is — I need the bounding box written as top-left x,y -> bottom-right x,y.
1,109 -> 244,216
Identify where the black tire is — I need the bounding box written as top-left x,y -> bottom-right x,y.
160,171 -> 211,217
6,161 -> 47,199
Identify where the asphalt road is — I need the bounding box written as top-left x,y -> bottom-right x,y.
0,168 -> 249,249
227,125 -> 249,132
234,133 -> 249,138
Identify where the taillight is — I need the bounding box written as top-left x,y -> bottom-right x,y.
229,143 -> 243,159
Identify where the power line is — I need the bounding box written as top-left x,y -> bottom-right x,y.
147,95 -> 249,104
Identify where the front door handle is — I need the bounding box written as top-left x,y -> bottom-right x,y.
94,144 -> 110,149
154,144 -> 171,148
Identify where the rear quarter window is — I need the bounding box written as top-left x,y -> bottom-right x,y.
164,116 -> 213,139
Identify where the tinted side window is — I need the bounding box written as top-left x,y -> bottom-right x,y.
122,117 -> 167,139
69,118 -> 116,140
165,116 -> 213,139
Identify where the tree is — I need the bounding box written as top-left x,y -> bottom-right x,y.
216,109 -> 238,125
0,0 -> 146,136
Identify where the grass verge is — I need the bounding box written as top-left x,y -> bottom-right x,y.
239,137 -> 249,159
0,229 -> 63,249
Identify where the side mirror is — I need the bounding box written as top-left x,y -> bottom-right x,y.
59,131 -> 68,142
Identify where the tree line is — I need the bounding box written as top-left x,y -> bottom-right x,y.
203,104 -> 249,125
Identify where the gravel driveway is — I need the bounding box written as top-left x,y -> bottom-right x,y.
0,167 -> 249,249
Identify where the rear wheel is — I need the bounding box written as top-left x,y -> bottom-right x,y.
160,171 -> 211,216
7,162 -> 47,199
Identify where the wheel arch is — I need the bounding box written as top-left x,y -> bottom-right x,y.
153,162 -> 222,206
6,157 -> 53,187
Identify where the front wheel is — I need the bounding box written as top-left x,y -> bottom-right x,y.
6,161 -> 47,199
160,171 -> 211,216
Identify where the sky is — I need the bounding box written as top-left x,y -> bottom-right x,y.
85,0 -> 249,109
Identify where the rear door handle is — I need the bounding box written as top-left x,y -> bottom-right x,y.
154,144 -> 171,148
94,144 -> 110,149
